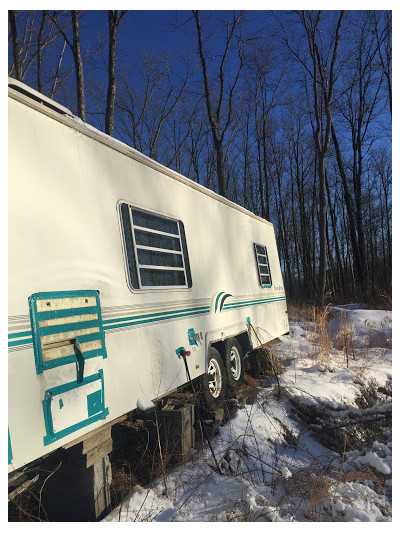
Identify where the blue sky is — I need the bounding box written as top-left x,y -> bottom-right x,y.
8,9 -> 391,164
80,10 -> 193,56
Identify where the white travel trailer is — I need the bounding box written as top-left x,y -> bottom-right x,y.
8,78 -> 289,475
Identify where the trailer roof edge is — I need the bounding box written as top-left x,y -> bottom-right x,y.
8,82 -> 273,229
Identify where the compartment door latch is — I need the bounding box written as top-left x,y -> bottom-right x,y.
73,337 -> 85,383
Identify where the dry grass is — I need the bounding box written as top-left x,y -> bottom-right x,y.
366,292 -> 392,311
288,305 -> 336,363
350,352 -> 377,382
379,292 -> 392,311
287,304 -> 316,322
333,312 -> 355,368
110,462 -> 138,507
245,345 -> 284,377
274,455 -> 390,522
306,307 -> 333,362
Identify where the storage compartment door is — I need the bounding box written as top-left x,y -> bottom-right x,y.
29,290 -> 108,375
43,371 -> 108,445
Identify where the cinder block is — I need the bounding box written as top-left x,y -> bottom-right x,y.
156,404 -> 195,462
139,404 -> 195,463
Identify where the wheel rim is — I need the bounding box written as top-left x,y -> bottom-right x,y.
229,346 -> 242,380
208,358 -> 222,398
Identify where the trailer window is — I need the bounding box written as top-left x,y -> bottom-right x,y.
120,203 -> 192,290
254,243 -> 272,288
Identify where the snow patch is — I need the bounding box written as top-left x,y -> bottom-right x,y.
136,398 -> 156,412
357,451 -> 391,475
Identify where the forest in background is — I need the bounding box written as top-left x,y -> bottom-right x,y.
8,10 -> 392,307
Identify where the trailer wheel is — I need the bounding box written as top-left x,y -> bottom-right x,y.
201,347 -> 226,410
224,337 -> 244,391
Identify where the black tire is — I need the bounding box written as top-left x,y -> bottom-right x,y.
201,347 -> 226,410
224,337 -> 244,391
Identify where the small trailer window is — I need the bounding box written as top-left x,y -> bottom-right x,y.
254,243 -> 272,287
120,203 -> 192,290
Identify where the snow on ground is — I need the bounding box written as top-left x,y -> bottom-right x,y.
104,307 -> 392,522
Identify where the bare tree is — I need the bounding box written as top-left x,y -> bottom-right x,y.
8,11 -> 78,101
48,11 -> 86,120
71,11 -> 85,121
248,42 -> 287,220
287,10 -> 344,306
372,10 -> 392,117
9,10 -> 23,81
36,11 -> 47,92
116,53 -> 192,163
327,12 -> 387,297
183,110 -> 209,183
193,10 -> 245,198
105,10 -> 128,136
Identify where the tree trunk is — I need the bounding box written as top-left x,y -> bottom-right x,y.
193,10 -> 243,198
9,11 -> 23,81
326,174 -> 345,293
317,154 -> 327,307
37,12 -> 46,93
105,11 -> 127,136
71,11 -> 85,121
215,143 -> 227,198
330,122 -> 366,295
105,12 -> 117,136
262,115 -> 270,220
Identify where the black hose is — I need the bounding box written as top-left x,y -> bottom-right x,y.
181,353 -> 222,475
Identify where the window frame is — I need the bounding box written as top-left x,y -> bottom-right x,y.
254,243 -> 272,288
119,202 -> 192,291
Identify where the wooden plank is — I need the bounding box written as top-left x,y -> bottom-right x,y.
8,474 -> 39,502
86,438 -> 113,468
82,427 -> 111,454
39,313 -> 98,328
93,455 -> 112,518
40,327 -> 99,347
36,296 -> 97,312
62,414 -> 126,450
42,339 -> 102,362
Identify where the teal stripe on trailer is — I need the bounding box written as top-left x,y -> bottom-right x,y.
225,296 -> 286,307
214,292 -> 225,313
8,330 -> 32,339
8,337 -> 33,347
8,429 -> 12,465
224,297 -> 286,310
104,308 -> 210,331
9,297 -> 285,347
225,300 -> 285,310
9,330 -> 102,345
224,296 -> 285,306
8,307 -> 211,347
103,305 -> 210,326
